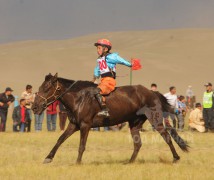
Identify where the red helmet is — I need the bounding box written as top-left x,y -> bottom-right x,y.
94,39 -> 112,50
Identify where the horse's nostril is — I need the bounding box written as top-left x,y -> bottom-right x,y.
32,106 -> 38,111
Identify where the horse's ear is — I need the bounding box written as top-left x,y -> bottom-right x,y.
45,73 -> 53,81
51,73 -> 58,83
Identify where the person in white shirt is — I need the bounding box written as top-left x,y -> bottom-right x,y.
163,86 -> 178,129
186,85 -> 194,99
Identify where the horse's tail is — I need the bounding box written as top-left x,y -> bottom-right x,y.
167,125 -> 190,152
154,91 -> 190,152
153,91 -> 174,113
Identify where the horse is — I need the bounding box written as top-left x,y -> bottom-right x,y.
32,73 -> 189,164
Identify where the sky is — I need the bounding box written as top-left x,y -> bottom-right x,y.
0,0 -> 214,43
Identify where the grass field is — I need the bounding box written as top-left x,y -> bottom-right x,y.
1,28 -> 214,180
0,120 -> 214,180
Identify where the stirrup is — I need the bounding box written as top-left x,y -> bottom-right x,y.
97,110 -> 110,117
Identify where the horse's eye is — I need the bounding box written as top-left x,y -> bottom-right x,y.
42,103 -> 47,109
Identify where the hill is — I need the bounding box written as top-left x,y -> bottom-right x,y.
0,29 -> 214,102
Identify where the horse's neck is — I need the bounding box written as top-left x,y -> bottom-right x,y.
59,92 -> 75,112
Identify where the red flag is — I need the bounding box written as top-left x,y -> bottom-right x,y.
131,58 -> 142,70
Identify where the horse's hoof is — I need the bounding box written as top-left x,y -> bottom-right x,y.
76,161 -> 82,165
173,156 -> 180,163
43,158 -> 53,164
124,160 -> 135,165
123,161 -> 131,165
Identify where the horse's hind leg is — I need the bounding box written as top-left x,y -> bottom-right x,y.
165,119 -> 189,152
128,115 -> 147,163
154,122 -> 180,163
144,103 -> 180,163
44,122 -> 79,164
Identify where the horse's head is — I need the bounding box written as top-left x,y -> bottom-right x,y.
32,73 -> 61,114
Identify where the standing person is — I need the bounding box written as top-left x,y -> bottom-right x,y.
34,112 -> 44,132
92,39 -> 133,117
177,95 -> 187,131
163,86 -> 179,129
12,99 -> 30,132
151,83 -> 158,92
58,102 -> 68,131
0,87 -> 15,132
21,85 -> 34,132
186,85 -> 195,109
189,103 -> 205,133
47,101 -> 59,132
202,83 -> 214,132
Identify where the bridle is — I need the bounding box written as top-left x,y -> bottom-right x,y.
36,80 -> 77,109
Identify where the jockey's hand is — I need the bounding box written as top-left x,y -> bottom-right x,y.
92,76 -> 99,84
92,76 -> 96,82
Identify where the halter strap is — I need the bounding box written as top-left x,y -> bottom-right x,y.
37,80 -> 77,108
55,81 -> 77,101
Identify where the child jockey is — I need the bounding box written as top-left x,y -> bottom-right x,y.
93,39 -> 132,117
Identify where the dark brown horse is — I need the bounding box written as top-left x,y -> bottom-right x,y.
32,73 -> 189,164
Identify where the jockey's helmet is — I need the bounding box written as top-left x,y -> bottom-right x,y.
94,39 -> 112,50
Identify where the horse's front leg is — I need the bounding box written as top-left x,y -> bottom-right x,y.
44,122 -> 79,164
76,124 -> 91,164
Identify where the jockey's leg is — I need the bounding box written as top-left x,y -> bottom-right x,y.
95,89 -> 110,117
95,77 -> 116,117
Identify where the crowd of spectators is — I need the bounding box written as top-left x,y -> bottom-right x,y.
0,85 -> 68,133
0,82 -> 213,133
161,82 -> 213,133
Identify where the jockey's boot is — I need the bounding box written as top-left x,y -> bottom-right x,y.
95,93 -> 110,117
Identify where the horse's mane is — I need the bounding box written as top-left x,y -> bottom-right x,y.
58,77 -> 97,91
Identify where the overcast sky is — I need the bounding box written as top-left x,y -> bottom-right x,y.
0,0 -> 214,43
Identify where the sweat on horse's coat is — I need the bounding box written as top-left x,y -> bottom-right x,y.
32,73 -> 189,164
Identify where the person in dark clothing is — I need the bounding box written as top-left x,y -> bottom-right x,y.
0,87 -> 15,132
203,82 -> 214,132
12,99 -> 31,132
58,102 -> 68,131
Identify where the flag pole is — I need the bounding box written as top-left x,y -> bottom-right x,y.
130,67 -> 133,85
130,59 -> 133,85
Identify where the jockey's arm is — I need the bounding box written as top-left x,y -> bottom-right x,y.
93,64 -> 100,82
106,53 -> 132,67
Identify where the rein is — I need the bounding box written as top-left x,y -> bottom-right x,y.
37,80 -> 77,108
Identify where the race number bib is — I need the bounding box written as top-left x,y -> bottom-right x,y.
97,57 -> 110,74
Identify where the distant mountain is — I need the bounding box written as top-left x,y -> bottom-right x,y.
0,29 -> 213,102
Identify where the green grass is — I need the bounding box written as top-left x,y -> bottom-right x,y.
0,120 -> 214,180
